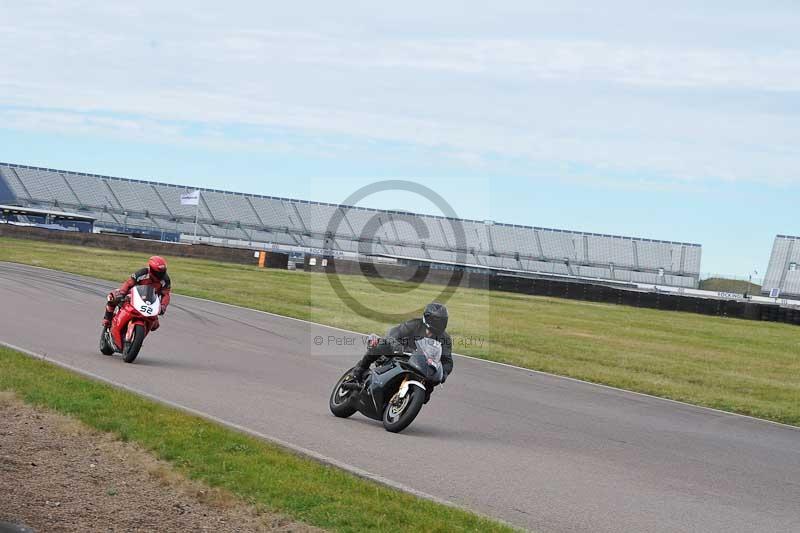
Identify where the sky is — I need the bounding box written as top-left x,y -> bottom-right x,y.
1,1 -> 798,278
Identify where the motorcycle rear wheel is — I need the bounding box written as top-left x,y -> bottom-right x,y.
99,329 -> 114,356
329,370 -> 358,418
382,386 -> 424,433
122,325 -> 145,363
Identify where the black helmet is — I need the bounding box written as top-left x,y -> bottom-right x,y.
423,302 -> 449,335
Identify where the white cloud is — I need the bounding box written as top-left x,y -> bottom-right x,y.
1,1 -> 799,186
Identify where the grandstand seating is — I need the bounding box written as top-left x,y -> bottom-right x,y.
0,162 -> 702,288
762,235 -> 800,298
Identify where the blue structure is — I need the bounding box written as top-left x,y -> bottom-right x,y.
0,204 -> 96,232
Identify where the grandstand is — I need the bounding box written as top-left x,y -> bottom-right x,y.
0,162 -> 702,288
762,235 -> 800,298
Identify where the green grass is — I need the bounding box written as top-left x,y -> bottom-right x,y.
1,236 -> 799,425
0,346 -> 512,532
699,277 -> 761,294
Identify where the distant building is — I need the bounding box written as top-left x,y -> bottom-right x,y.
762,235 -> 800,298
0,162 -> 702,288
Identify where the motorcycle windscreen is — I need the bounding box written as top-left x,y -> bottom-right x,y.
411,338 -> 444,383
131,285 -> 161,317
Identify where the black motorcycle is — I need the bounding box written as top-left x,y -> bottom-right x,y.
329,339 -> 443,433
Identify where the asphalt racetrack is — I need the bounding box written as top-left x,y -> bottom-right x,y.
1,262 -> 798,532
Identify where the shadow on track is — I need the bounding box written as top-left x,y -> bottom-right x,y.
332,414 -> 497,444
109,356 -> 204,371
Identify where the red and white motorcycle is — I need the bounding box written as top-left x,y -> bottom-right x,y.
99,285 -> 161,363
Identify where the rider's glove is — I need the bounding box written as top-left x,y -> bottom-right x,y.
367,334 -> 380,349
107,290 -> 123,303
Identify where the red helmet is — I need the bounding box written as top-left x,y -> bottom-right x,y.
148,256 -> 167,280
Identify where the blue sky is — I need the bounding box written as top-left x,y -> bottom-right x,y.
1,1 -> 798,278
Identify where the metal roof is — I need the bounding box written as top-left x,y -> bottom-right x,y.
0,204 -> 97,221
0,162 -> 702,247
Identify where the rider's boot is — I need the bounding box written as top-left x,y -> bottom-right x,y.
102,301 -> 115,329
352,349 -> 380,382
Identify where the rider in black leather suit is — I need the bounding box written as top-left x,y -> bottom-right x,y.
353,302 -> 453,385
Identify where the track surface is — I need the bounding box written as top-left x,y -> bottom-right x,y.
1,263 -> 798,532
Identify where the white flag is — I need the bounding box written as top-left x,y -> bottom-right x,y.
181,190 -> 200,206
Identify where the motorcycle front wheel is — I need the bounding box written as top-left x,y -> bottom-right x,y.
122,325 -> 145,363
329,370 -> 358,418
382,386 -> 424,433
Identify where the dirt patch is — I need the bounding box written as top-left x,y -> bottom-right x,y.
0,394 -> 321,532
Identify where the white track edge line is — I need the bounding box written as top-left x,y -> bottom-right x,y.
0,340 -> 515,527
3,260 -> 798,432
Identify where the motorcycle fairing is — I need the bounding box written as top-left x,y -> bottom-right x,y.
111,304 -> 135,350
131,285 -> 160,317
413,338 -> 444,383
109,286 -> 159,351
355,362 -> 415,421
398,379 -> 426,399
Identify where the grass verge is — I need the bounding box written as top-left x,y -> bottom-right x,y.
1,236 -> 798,425
698,277 -> 761,294
0,345 -> 513,532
